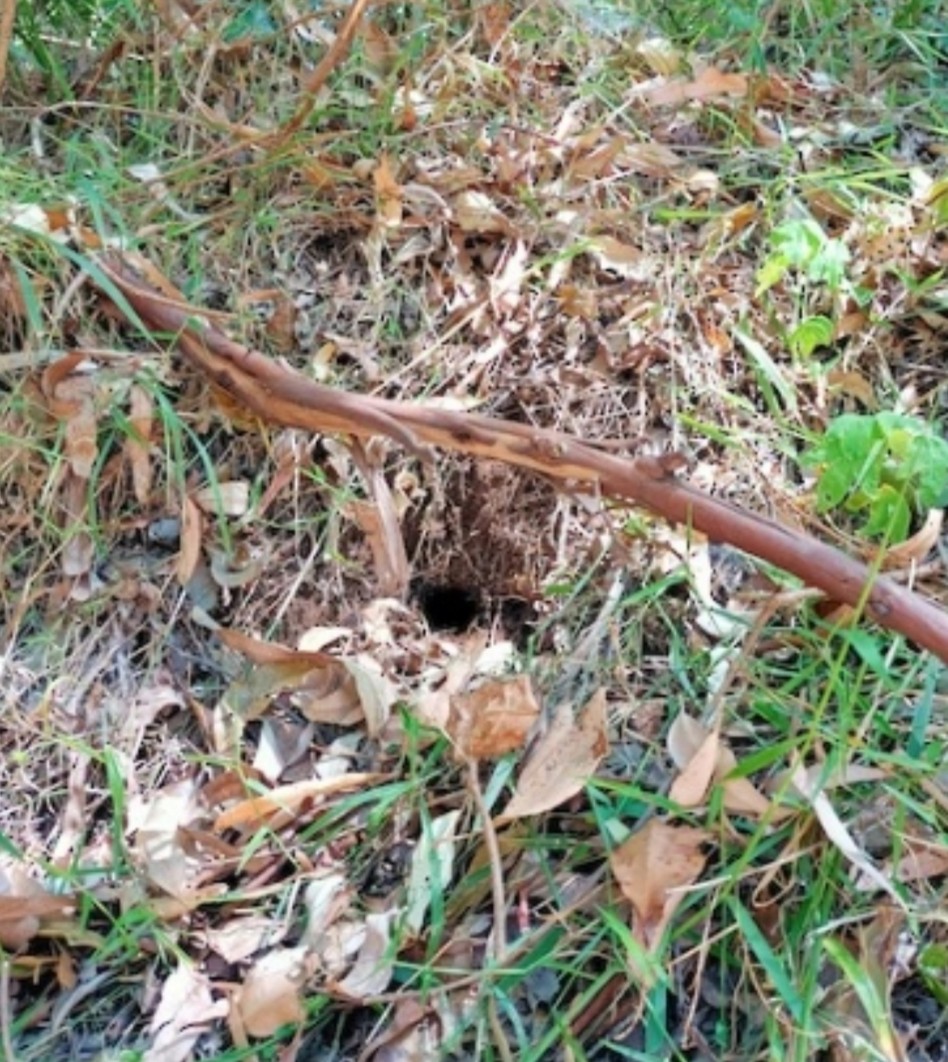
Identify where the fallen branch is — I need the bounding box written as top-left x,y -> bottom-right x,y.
95,252 -> 948,665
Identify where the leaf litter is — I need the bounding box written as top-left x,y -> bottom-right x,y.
1,1 -> 947,1059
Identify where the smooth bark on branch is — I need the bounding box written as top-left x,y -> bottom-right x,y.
94,253 -> 948,665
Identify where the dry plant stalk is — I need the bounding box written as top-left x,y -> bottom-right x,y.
95,252 -> 948,666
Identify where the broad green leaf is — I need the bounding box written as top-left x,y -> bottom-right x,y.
788,315 -> 834,359
864,484 -> 910,541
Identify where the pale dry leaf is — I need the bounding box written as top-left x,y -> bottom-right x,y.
374,153 -> 403,229
363,996 -> 438,1062
348,456 -> 407,594
217,632 -> 357,725
666,710 -> 706,768
301,872 -> 351,950
298,625 -> 353,652
885,841 -> 948,885
667,712 -> 771,817
588,235 -> 649,280
234,945 -> 310,1039
63,392 -> 98,480
145,961 -> 228,1062
1,201 -> 75,239
453,190 -> 512,235
343,654 -> 396,738
634,36 -> 682,76
788,761 -> 900,901
610,819 -> 709,951
568,136 -> 624,181
489,239 -> 529,317
618,140 -> 684,177
311,917 -> 366,980
641,66 -> 748,107
205,915 -> 287,964
253,716 -> 314,782
336,910 -> 397,999
61,473 -> 94,578
826,368 -> 878,410
126,383 -> 154,503
193,480 -> 250,517
447,674 -> 540,760
669,729 -> 719,808
499,689 -> 608,822
0,862 -> 75,950
213,773 -> 385,832
176,493 -> 202,585
714,745 -> 773,818
50,749 -> 90,865
218,627 -> 337,666
134,779 -> 202,900
413,632 -> 489,731
883,508 -> 943,569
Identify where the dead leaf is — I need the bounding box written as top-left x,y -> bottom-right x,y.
826,368 -> 878,410
132,779 -> 202,900
234,945 -> 310,1038
714,745 -> 773,818
447,675 -> 540,760
125,383 -> 154,504
335,910 -> 397,999
0,862 -> 75,950
205,915 -> 288,964
669,727 -> 718,807
176,493 -> 202,585
640,66 -> 748,107
218,627 -> 336,667
60,473 -> 94,579
667,711 -> 771,817
498,689 -> 608,821
213,772 -> 386,832
885,839 -> 948,884
610,819 -> 709,951
787,760 -> 900,901
342,654 -> 395,738
374,153 -> 403,229
193,480 -> 250,517
347,490 -> 409,596
145,962 -> 228,1062
882,508 -> 943,569
618,140 -> 684,177
588,235 -> 649,280
634,36 -> 682,77
453,190 -> 513,235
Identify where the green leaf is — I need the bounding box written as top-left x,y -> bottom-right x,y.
788,315 -> 834,359
771,219 -> 825,267
919,944 -> 948,1005
755,254 -> 790,296
806,237 -> 850,289
864,484 -> 911,541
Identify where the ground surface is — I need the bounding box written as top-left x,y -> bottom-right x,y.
1,1 -> 948,1060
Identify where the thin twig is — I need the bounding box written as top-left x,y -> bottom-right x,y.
272,0 -> 371,145
0,956 -> 17,1062
466,756 -> 514,1062
466,758 -> 508,962
0,0 -> 17,96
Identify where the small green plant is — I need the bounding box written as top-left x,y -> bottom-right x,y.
756,218 -> 851,297
757,218 -> 853,360
802,411 -> 948,541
